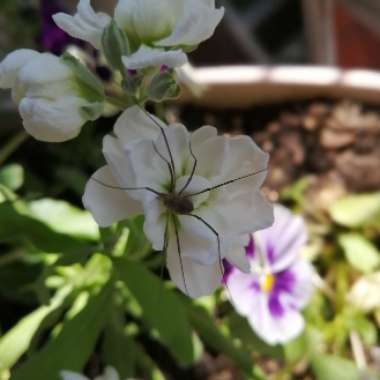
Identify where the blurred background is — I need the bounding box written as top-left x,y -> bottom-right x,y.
1,1 -> 380,380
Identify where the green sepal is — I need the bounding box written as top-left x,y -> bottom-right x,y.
61,53 -> 105,101
101,20 -> 130,71
147,71 -> 180,102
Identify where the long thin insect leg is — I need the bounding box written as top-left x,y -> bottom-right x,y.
189,213 -> 236,305
173,218 -> 189,296
152,141 -> 174,191
138,105 -> 176,189
91,177 -> 164,196
178,140 -> 197,195
185,168 -> 268,198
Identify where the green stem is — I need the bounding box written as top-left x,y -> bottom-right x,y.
106,96 -> 129,109
0,131 -> 29,166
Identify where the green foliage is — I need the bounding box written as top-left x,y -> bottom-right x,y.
116,259 -> 195,365
311,354 -> 360,380
339,233 -> 380,274
0,164 -> 24,191
329,192 -> 380,228
10,284 -> 113,380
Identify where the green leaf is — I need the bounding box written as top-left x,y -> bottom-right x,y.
0,287 -> 70,371
115,259 -> 195,365
188,306 -> 265,380
0,164 -> 24,190
0,202 -> 90,253
28,199 -> 99,241
329,192 -> 380,228
339,233 -> 380,273
11,283 -> 112,380
102,319 -> 137,378
311,354 -> 360,380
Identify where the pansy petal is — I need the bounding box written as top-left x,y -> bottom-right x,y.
157,0 -> 224,47
122,46 -> 187,70
286,260 -> 315,309
227,270 -> 259,314
166,236 -> 223,298
247,293 -> 305,345
259,205 -> 308,272
83,165 -> 142,227
113,105 -> 164,147
53,0 -> 111,48
0,49 -> 40,89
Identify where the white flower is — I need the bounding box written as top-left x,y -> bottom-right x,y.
53,0 -> 111,49
115,0 -> 224,48
348,272 -> 380,312
122,46 -> 187,70
53,0 -> 224,69
83,106 -> 273,298
61,366 -> 137,380
0,50 -> 104,142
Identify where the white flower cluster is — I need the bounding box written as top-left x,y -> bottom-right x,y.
0,0 -> 274,298
61,366 -> 137,380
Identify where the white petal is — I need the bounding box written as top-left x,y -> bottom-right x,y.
19,96 -> 86,142
83,165 -> 142,227
177,214 -> 218,265
153,123 -> 190,177
190,125 -> 217,147
224,236 -> 250,273
143,198 -> 167,251
53,0 -> 111,48
115,0 -> 181,43
113,105 -> 163,147
122,46 -> 187,70
60,371 -> 89,380
157,0 -> 224,47
0,49 -> 40,89
166,234 -> 223,298
99,367 -> 120,380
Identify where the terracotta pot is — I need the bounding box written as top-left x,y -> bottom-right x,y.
179,65 -> 380,109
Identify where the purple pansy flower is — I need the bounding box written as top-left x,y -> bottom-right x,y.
224,204 -> 315,345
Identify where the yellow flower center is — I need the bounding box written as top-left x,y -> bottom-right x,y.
261,274 -> 275,293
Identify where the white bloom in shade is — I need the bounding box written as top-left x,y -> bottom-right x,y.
224,205 -> 315,345
115,0 -> 224,48
122,46 -> 187,70
53,0 -> 111,49
61,366 -> 137,380
83,106 -> 273,298
348,272 -> 380,312
0,50 -> 104,142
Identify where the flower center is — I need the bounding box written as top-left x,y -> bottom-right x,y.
162,193 -> 194,215
260,273 -> 275,293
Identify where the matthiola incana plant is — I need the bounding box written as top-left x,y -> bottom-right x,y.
0,0 -> 273,299
224,205 -> 315,345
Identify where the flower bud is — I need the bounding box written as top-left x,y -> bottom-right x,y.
101,20 -> 130,71
147,71 -> 180,102
0,50 -> 105,142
